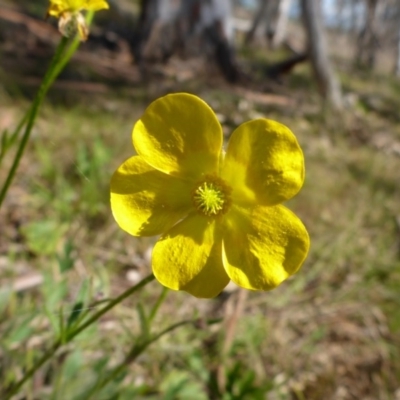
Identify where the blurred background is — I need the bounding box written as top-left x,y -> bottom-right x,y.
0,0 -> 400,399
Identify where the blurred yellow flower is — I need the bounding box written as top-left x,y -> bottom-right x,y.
111,93 -> 310,298
47,0 -> 109,41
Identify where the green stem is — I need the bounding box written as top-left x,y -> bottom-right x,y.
86,286 -> 169,397
4,273 -> 155,399
0,113 -> 28,165
48,11 -> 94,85
4,340 -> 62,400
0,11 -> 94,207
0,32 -> 80,168
66,274 -> 155,341
86,317 -> 222,399
148,286 -> 169,324
0,37 -> 69,207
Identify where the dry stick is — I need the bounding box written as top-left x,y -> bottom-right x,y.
217,288 -> 248,393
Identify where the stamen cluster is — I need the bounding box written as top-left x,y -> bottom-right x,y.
192,175 -> 231,217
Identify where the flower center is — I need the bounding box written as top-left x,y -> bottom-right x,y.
192,176 -> 231,217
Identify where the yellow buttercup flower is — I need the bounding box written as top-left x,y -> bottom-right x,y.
47,0 -> 109,41
111,93 -> 310,298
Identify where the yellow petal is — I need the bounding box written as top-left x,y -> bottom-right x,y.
223,204 -> 309,291
222,119 -> 305,206
47,0 -> 67,17
152,213 -> 229,298
48,0 -> 108,16
81,0 -> 109,11
133,93 -> 223,180
110,156 -> 193,236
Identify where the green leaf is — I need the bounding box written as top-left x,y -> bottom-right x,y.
160,370 -> 208,400
0,128 -> 9,161
6,314 -> 35,345
43,272 -> 67,335
137,302 -> 150,338
65,279 -> 92,332
0,287 -> 12,314
22,220 -> 68,256
62,350 -> 83,381
66,301 -> 84,329
56,239 -> 75,273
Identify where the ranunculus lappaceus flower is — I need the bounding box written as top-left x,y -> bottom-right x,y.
111,93 -> 310,298
47,0 -> 109,41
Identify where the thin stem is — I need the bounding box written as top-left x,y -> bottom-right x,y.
0,11 -> 94,207
4,274 -> 155,399
48,12 -> 94,86
0,113 -> 28,165
4,340 -> 62,400
0,32 -> 79,167
0,37 -> 69,207
66,274 -> 155,340
148,286 -> 169,324
86,285 -> 168,397
85,317 -> 222,398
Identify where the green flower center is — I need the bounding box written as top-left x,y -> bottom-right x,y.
192,176 -> 231,217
